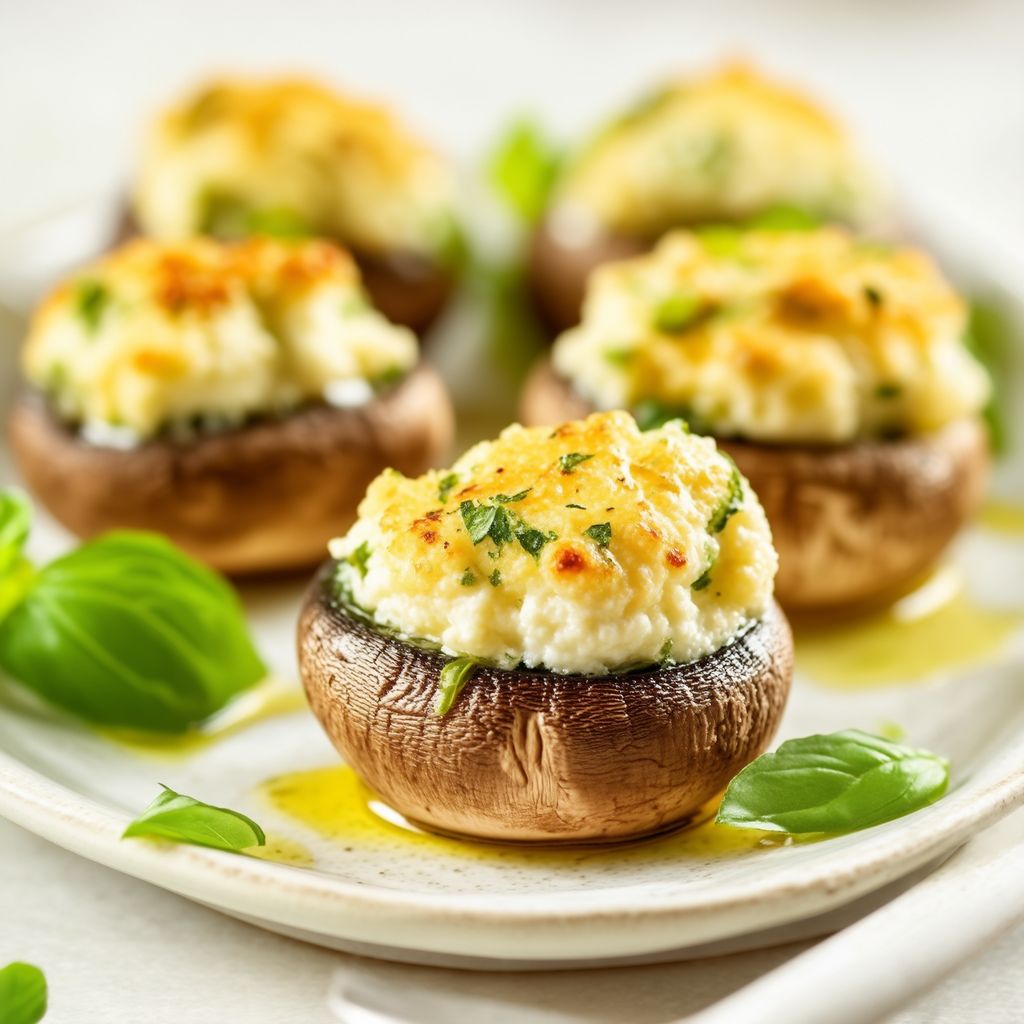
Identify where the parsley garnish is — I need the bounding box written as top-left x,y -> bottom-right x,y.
460,498 -> 554,560
437,473 -> 459,503
559,453 -> 594,474
75,280 -> 110,333
565,503 -> 586,510
691,567 -> 713,591
460,500 -> 498,543
864,284 -> 884,308
494,489 -> 531,503
603,348 -> 634,367
347,541 -> 371,578
584,522 -> 612,548
460,569 -> 477,586
489,569 -> 502,587
653,291 -> 702,334
658,638 -> 674,664
633,400 -> 694,432
709,461 -> 743,534
435,657 -> 481,715
875,382 -> 902,399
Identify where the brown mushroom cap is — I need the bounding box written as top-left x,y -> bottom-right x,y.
526,217 -> 647,335
298,564 -> 793,844
113,207 -> 454,336
519,358 -> 990,614
8,364 -> 454,576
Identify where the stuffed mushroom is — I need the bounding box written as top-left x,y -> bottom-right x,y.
521,227 -> 991,613
299,411 -> 792,843
9,236 -> 454,575
131,76 -> 460,333
529,61 -> 888,331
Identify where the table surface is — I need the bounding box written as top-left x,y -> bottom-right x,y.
1,1 -> 1023,1020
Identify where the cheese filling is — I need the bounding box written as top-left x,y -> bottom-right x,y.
23,237 -> 418,440
552,228 -> 990,444
134,77 -> 456,257
553,62 -> 886,239
331,411 -> 777,675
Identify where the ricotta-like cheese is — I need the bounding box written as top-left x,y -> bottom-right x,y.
552,227 -> 990,443
24,237 -> 417,439
553,62 -> 886,239
134,77 -> 455,257
332,411 -> 777,675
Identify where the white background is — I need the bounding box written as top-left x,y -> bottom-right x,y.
2,1 -> 1023,1020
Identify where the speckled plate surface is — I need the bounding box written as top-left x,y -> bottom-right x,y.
0,197 -> 1022,967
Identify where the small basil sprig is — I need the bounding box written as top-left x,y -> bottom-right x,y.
0,962 -> 47,1024
123,785 -> 266,852
0,495 -> 265,733
435,657 -> 481,715
717,730 -> 950,835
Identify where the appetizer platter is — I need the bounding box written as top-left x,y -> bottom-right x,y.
0,66 -> 1023,970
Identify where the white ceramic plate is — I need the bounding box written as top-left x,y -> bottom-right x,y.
0,196 -> 1022,969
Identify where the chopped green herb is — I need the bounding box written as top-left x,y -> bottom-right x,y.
875,382 -> 902,399
123,785 -> 266,852
460,569 -> 477,587
0,962 -> 47,1024
435,657 -> 481,715
864,284 -> 884,308
489,504 -> 515,547
565,503 -> 587,510
603,347 -> 634,367
653,291 -> 703,334
494,489 -> 531,503
696,224 -> 744,258
633,400 -> 693,432
460,500 -> 498,544
691,566 -> 713,591
559,452 -> 594,474
370,366 -> 405,392
244,206 -> 311,238
517,527 -> 555,560
708,462 -> 744,534
437,473 -> 460,503
488,569 -> 502,587
716,730 -> 950,835
347,541 -> 372,578
584,522 -> 612,548
658,638 -> 674,664
746,205 -> 821,231
74,279 -> 110,333
341,293 -> 371,317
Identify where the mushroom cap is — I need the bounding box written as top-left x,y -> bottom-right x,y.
8,364 -> 453,576
518,358 -> 990,614
527,217 -> 646,335
299,564 -> 793,843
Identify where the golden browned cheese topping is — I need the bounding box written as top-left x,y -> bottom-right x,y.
134,77 -> 455,256
24,237 -> 417,441
332,411 -> 777,674
552,227 -> 990,443
553,61 -> 887,238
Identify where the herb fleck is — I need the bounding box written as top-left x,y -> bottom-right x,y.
584,522 -> 612,548
435,657 -> 481,715
709,461 -> 743,534
653,291 -> 703,334
437,473 -> 459,503
494,489 -> 531,503
347,541 -> 371,578
460,569 -> 477,586
875,382 -> 902,399
565,502 -> 586,510
489,569 -> 502,587
75,279 -> 110,333
691,567 -> 713,591
460,500 -> 498,543
559,452 -> 594,474
603,347 -> 634,367
864,284 -> 884,308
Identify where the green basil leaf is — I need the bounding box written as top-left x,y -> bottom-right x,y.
717,729 -> 950,835
0,532 -> 265,732
516,527 -> 554,560
487,119 -> 562,224
435,657 -> 481,715
0,962 -> 47,1024
494,489 -> 531,504
123,785 -> 265,851
0,490 -> 31,577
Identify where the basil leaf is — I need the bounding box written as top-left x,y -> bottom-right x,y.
717,730 -> 950,835
489,505 -> 515,547
584,522 -> 612,548
460,500 -> 497,544
435,657 -> 481,715
559,452 -> 594,474
0,532 -> 265,733
488,119 -> 562,224
0,963 -> 47,1024
0,490 -> 31,577
516,527 -> 554,560
123,785 -> 265,851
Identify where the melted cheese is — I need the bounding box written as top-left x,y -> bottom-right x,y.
332,411 -> 776,675
134,77 -> 455,256
554,62 -> 886,238
552,228 -> 989,443
24,237 -> 417,440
